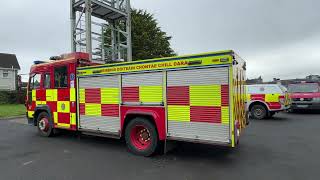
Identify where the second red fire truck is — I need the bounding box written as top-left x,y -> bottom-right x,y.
26,50 -> 247,156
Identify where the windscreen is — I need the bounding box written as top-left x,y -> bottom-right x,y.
288,83 -> 319,93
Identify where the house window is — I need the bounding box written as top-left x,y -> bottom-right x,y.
3,70 -> 9,78
54,66 -> 68,88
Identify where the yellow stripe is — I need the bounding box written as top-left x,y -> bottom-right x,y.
85,103 -> 101,116
139,86 -> 163,103
28,111 -> 34,118
53,112 -> 58,124
79,88 -> 85,103
246,94 -> 251,102
190,85 -> 221,106
57,123 -> 70,128
36,101 -> 46,106
265,93 -> 280,103
70,88 -> 76,102
230,67 -> 235,147
168,105 -> 190,122
70,113 -> 76,125
57,101 -> 70,113
221,107 -> 229,125
32,90 -> 36,101
101,88 -> 119,104
46,89 -> 57,101
78,54 -> 233,76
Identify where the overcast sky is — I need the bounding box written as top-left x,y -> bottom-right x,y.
0,0 -> 319,81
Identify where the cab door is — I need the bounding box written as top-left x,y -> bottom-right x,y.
53,64 -> 77,130
26,73 -> 42,119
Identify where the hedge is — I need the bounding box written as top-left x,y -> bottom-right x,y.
0,90 -> 26,104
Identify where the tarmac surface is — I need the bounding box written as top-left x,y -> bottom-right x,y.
0,112 -> 319,180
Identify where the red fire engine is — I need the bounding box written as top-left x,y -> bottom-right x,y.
26,50 -> 247,156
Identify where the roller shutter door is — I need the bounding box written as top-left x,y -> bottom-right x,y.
78,75 -> 120,134
167,67 -> 231,143
122,72 -> 164,105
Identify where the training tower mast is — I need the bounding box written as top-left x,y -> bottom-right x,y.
70,0 -> 132,63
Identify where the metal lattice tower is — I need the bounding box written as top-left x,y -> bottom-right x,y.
71,0 -> 132,63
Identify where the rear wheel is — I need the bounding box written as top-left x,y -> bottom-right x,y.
125,117 -> 158,156
251,104 -> 267,120
36,112 -> 54,137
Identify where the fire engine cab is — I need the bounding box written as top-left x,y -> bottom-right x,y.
26,50 -> 247,156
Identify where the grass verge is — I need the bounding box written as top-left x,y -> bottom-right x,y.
0,104 -> 25,119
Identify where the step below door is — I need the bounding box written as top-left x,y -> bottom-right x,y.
78,75 -> 120,134
166,67 -> 231,143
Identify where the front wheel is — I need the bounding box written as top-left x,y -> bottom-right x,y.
125,117 -> 158,156
251,104 -> 267,120
36,112 -> 54,137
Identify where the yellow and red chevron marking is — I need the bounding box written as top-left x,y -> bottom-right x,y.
79,88 -> 120,117
247,93 -> 283,110
27,88 -> 77,130
166,85 -> 230,124
121,86 -> 163,103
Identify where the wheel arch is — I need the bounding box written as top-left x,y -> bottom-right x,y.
248,100 -> 270,112
121,108 -> 166,141
34,105 -> 53,126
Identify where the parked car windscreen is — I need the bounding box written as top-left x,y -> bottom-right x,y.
288,83 -> 319,93
247,85 -> 283,94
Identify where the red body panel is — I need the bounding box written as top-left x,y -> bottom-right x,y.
167,86 -> 190,105
120,106 -> 166,140
79,104 -> 85,115
251,94 -> 266,101
85,88 -> 101,103
122,87 -> 140,102
221,85 -> 229,106
101,104 -> 119,117
57,89 -> 70,101
190,106 -> 221,123
267,102 -> 282,110
58,113 -> 70,124
46,101 -> 57,112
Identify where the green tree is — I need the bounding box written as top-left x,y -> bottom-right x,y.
131,9 -> 176,60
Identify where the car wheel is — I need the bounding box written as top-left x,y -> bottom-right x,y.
125,117 -> 158,157
251,104 -> 267,120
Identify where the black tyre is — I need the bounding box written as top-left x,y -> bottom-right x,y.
125,117 -> 158,157
36,112 -> 54,137
251,104 -> 267,120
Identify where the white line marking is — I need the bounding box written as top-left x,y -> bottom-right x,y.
22,160 -> 34,166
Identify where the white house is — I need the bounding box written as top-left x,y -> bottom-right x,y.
0,53 -> 21,90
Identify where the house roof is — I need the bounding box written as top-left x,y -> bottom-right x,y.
0,53 -> 20,70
